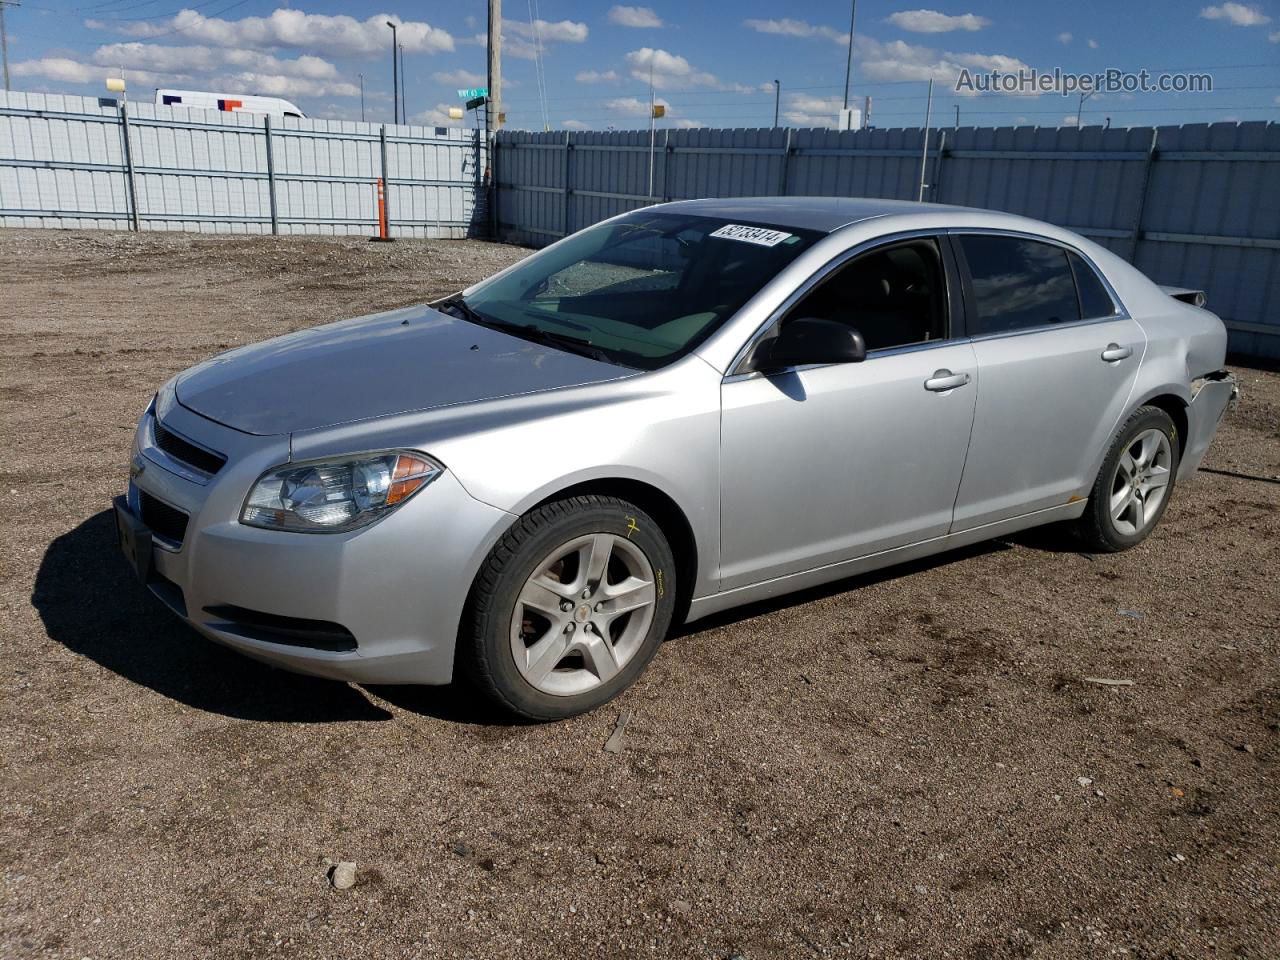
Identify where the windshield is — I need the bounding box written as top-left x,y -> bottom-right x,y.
457,211 -> 824,370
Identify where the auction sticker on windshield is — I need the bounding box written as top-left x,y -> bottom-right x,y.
709,224 -> 795,247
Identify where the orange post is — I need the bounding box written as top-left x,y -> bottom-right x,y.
375,177 -> 388,239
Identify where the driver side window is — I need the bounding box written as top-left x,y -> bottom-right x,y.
783,238 -> 948,352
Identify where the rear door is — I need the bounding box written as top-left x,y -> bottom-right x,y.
718,236 -> 978,590
949,233 -> 1146,531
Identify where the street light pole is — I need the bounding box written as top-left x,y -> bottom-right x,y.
842,0 -> 857,110
0,0 -> 20,93
398,42 -> 405,122
358,73 -> 365,122
773,79 -> 780,127
386,20 -> 398,124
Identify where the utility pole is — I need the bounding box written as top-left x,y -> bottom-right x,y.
647,60 -> 655,198
954,103 -> 959,129
386,20 -> 398,124
1076,90 -> 1095,128
358,73 -> 365,122
917,77 -> 933,202
487,0 -> 502,134
398,42 -> 405,123
773,79 -> 780,127
842,0 -> 857,110
0,0 -> 19,93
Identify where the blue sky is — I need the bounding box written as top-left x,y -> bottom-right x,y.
5,1 -> 1278,129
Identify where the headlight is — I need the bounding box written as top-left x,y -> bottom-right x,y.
240,451 -> 442,533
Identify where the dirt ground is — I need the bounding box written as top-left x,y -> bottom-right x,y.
1,229 -> 1277,960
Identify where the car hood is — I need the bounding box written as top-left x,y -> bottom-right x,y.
174,304 -> 632,435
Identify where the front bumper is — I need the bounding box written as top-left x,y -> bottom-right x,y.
119,392 -> 515,685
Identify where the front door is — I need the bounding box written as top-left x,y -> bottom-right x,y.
718,237 -> 978,590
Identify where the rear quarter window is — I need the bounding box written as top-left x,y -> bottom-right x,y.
1068,252 -> 1119,319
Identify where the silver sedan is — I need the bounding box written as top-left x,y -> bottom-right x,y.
114,198 -> 1237,720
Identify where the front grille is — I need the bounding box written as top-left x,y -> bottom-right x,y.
203,604 -> 359,652
154,420 -> 226,475
139,491 -> 189,547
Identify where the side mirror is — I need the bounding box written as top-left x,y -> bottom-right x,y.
750,317 -> 867,372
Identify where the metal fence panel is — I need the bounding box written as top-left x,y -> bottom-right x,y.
495,121 -> 1279,358
0,90 -> 487,239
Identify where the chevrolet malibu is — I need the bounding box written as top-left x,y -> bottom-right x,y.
115,198 -> 1237,720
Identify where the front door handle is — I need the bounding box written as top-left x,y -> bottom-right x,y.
924,369 -> 971,393
1101,343 -> 1133,362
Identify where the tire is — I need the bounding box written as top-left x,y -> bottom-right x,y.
459,495 -> 678,721
1075,405 -> 1180,553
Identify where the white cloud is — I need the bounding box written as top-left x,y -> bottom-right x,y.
673,118 -> 704,128
1270,29 -> 1280,40
782,94 -> 843,127
504,18 -> 588,44
853,36 -> 1034,96
412,102 -> 465,126
742,18 -> 846,43
886,10 -> 991,33
432,68 -> 486,86
1057,31 -> 1073,44
745,17 -> 1028,98
1087,38 -> 1099,48
1062,115 -> 1079,127
624,47 -> 718,88
217,72 -> 360,98
562,119 -> 589,129
1200,3 -> 1271,25
608,5 -> 663,28
575,69 -> 620,84
106,10 -> 455,56
469,19 -> 588,60
13,56 -> 173,86
605,95 -> 669,116
91,42 -> 342,82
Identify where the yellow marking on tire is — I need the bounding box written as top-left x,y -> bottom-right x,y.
624,516 -> 638,539
656,568 -> 665,598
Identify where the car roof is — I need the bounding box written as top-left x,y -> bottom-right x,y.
656,196 -> 989,233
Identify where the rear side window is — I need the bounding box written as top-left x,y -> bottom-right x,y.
958,235 -> 1080,335
1068,252 -> 1118,319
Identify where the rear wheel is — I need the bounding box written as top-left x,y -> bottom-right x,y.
460,495 -> 677,721
1075,405 -> 1179,553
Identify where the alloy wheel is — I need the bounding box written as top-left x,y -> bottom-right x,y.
509,533 -> 658,697
1108,427 -> 1173,536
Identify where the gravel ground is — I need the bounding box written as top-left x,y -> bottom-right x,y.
1,229 -> 1278,960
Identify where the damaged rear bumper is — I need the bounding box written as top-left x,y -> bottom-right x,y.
1178,370 -> 1238,480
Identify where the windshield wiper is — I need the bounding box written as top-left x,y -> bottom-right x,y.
436,296 -> 618,365
511,324 -> 615,364
434,294 -> 487,326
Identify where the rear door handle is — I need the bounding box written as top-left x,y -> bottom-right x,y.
924,369 -> 971,393
1101,343 -> 1133,362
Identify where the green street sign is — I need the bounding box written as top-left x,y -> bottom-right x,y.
456,87 -> 488,100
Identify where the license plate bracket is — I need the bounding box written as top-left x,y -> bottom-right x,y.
113,494 -> 153,583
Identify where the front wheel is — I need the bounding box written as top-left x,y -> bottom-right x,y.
1074,405 -> 1179,553
459,495 -> 677,721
